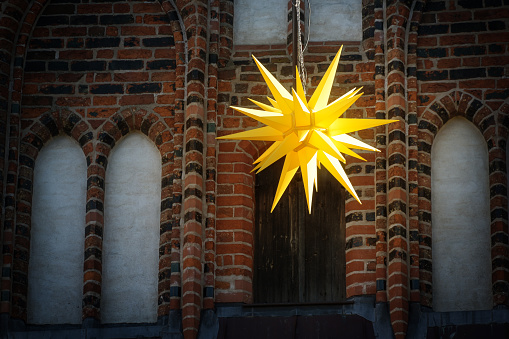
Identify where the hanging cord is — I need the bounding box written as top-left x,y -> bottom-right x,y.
294,0 -> 311,95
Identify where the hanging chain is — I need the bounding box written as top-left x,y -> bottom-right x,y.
295,0 -> 310,95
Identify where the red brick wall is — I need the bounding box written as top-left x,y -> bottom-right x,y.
0,1 -> 508,339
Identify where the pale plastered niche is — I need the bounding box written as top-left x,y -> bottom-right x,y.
308,0 -> 362,41
102,133 -> 161,323
431,117 -> 492,312
28,136 -> 86,324
233,0 -> 287,45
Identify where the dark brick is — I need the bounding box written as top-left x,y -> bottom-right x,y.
41,115 -> 59,136
489,44 -> 504,53
89,26 -> 105,37
26,51 -> 56,60
29,39 -> 64,49
388,60 -> 405,73
425,1 -> 446,11
345,236 -> 363,249
452,45 -> 486,56
99,15 -> 134,25
488,67 -> 504,77
147,59 -> 176,70
78,131 -> 93,146
186,117 -> 203,130
417,48 -> 446,58
108,60 -> 143,70
67,38 -> 84,48
417,163 -> 431,176
87,175 -> 104,190
85,38 -> 120,48
186,140 -> 203,153
407,66 -> 416,77
488,21 -> 506,31
25,61 -> 46,72
389,225 -> 407,239
450,68 -> 486,80
451,22 -> 486,33
48,61 -> 68,71
418,24 -> 448,35
387,83 -> 405,97
36,15 -> 69,26
41,85 -> 74,95
388,154 -> 406,167
124,37 -> 139,47
485,0 -> 503,6
388,107 -> 405,119
127,83 -> 161,94
90,84 -> 123,94
71,61 -> 106,71
84,246 -> 102,261
389,249 -> 407,261
70,15 -> 97,25
389,177 -> 406,191
376,280 -> 386,291
341,54 -> 362,61
44,4 -> 75,15
346,212 -> 363,223
142,37 -> 174,47
417,70 -> 448,81
98,132 -> 115,147
184,210 -> 202,223
188,95 -> 204,105
486,89 -> 509,100
363,27 -> 375,40
79,85 -> 88,94
458,0 -> 487,8
187,69 -> 204,82
491,208 -> 508,221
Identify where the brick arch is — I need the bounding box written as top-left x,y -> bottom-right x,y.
10,110 -> 92,321
91,108 -> 175,319
417,90 -> 507,309
493,97 -> 509,306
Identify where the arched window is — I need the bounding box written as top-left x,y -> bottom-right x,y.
431,117 -> 491,312
28,136 -> 86,324
233,0 -> 287,45
102,133 -> 161,323
308,0 -> 362,41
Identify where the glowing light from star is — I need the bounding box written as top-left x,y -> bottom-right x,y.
218,46 -> 396,213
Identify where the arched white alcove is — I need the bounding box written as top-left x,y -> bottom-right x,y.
431,117 -> 492,312
28,136 -> 86,324
102,132 -> 161,323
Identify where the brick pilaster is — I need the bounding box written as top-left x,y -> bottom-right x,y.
180,1 -> 208,337
373,0 -> 388,305
385,2 -> 411,338
203,0 -> 220,311
406,0 -> 425,305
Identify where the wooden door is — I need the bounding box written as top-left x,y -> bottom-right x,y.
254,158 -> 346,303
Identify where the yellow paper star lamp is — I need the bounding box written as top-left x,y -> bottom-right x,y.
218,46 -> 395,213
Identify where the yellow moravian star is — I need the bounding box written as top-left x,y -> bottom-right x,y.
218,46 -> 396,213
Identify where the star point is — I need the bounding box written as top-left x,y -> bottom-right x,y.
218,47 -> 396,213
